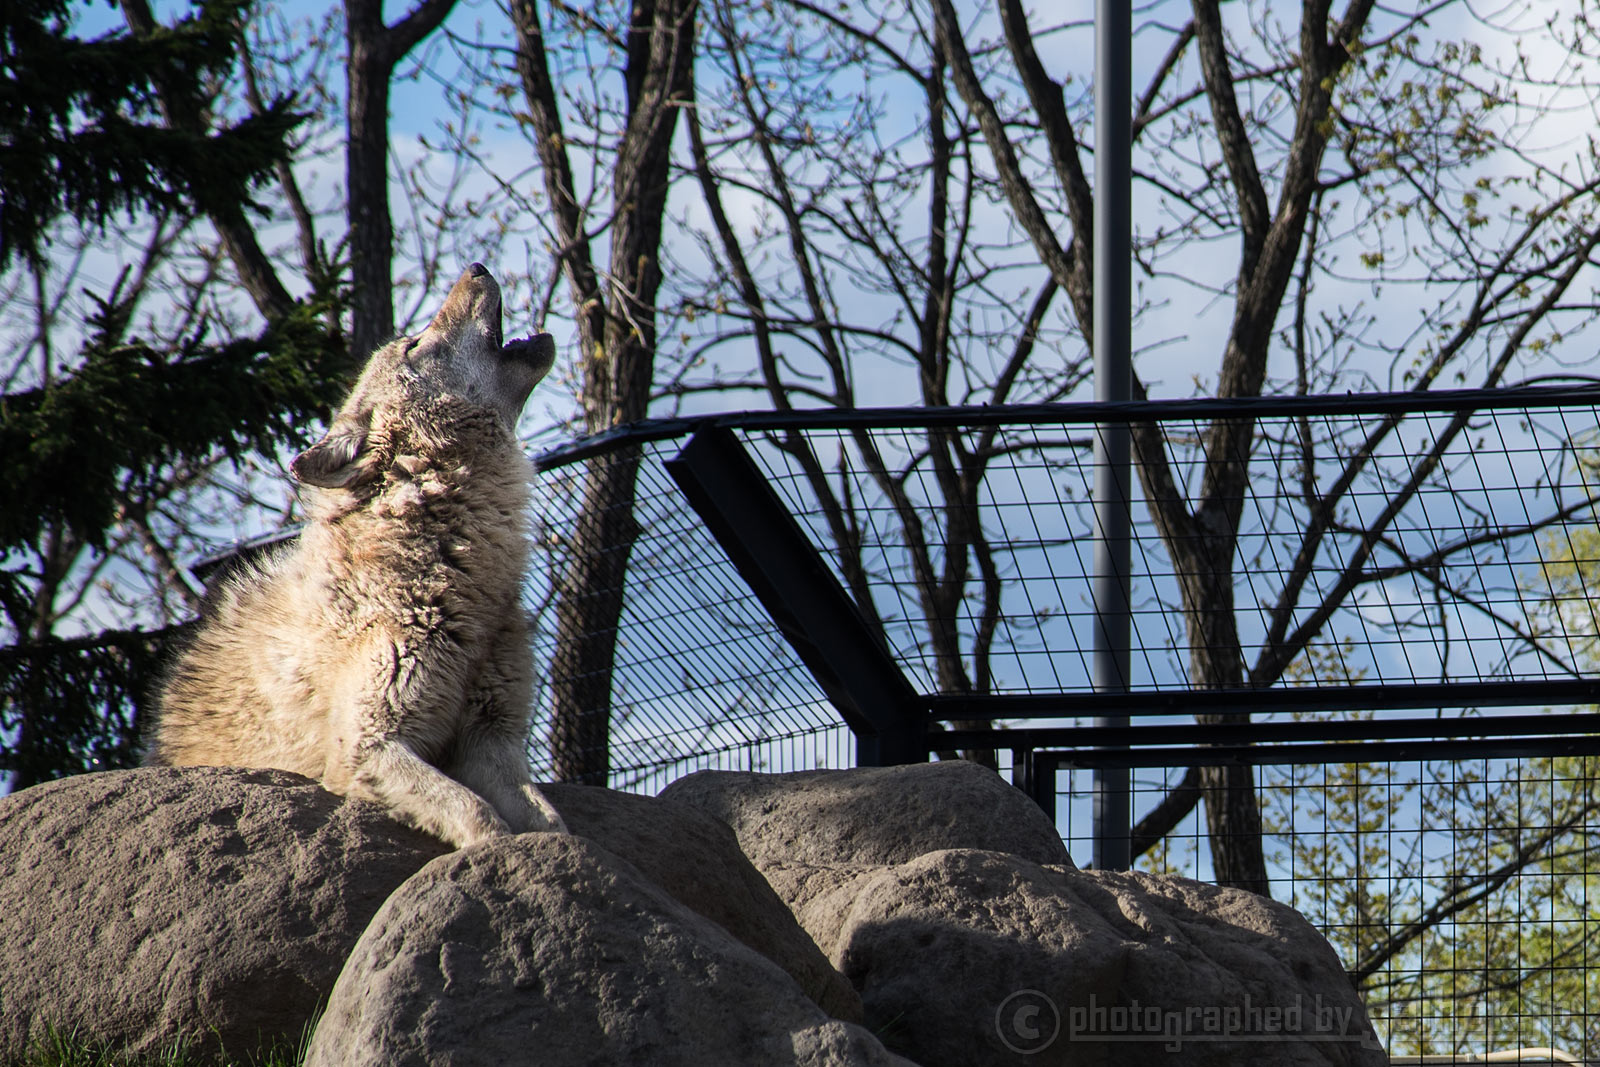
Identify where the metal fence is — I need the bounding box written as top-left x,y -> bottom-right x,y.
526,432 -> 856,792
527,386 -> 1600,1060
1049,748 -> 1599,1060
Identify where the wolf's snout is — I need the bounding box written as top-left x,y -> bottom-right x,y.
433,264 -> 503,339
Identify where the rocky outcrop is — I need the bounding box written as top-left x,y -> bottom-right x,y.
662,762 -> 1382,1065
0,760 -> 1387,1067
0,767 -> 858,1061
0,766 -> 448,1060
303,833 -> 909,1067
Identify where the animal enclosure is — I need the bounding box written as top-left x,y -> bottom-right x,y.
528,386 -> 1600,1059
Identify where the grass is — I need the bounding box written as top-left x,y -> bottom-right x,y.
8,1026 -> 305,1067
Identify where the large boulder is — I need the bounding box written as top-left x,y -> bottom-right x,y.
773,848 -> 1386,1067
4,761 -> 1382,1067
658,760 -> 1070,869
0,766 -> 448,1060
658,763 -> 1381,1066
304,833 -> 912,1067
0,768 -> 860,1061
537,783 -> 860,1021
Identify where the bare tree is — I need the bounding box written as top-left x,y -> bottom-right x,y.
656,0 -> 1600,897
346,0 -> 459,355
680,2 -> 1092,766
506,0 -> 697,783
909,0 -> 1383,895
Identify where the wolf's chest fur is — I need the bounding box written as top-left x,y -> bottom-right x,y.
319,448 -> 532,642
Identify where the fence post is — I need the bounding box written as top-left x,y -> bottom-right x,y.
1092,0 -> 1133,872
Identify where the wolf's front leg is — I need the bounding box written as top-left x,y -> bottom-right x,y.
450,611 -> 569,835
339,736 -> 512,848
445,725 -> 569,835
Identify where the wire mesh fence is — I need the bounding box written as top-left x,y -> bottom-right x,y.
531,388 -> 1600,761
1053,754 -> 1600,1061
528,385 -> 1600,1060
527,437 -> 855,793
728,394 -> 1600,703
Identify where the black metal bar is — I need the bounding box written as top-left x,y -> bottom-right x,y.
537,384 -> 1600,470
1011,747 -> 1035,804
1045,734 -> 1600,769
663,426 -> 928,766
1092,0 -> 1133,872
926,678 -> 1600,721
187,526 -> 301,583
1032,751 -> 1059,814
535,416 -> 707,471
938,711 -> 1600,752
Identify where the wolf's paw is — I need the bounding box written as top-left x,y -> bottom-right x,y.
526,809 -> 569,835
515,784 -> 569,835
451,824 -> 511,849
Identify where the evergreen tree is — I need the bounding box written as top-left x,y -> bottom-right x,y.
0,0 -> 353,790
0,0 -> 298,268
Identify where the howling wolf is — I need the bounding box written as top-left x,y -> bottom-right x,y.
149,263 -> 569,847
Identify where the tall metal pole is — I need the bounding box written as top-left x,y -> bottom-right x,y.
1091,0 -> 1132,872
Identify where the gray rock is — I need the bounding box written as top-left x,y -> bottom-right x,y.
792,848 -> 1387,1067
0,766 -> 448,1060
760,861 -> 886,960
6,761 -> 1375,1067
658,760 -> 1071,869
539,783 -> 861,1022
0,766 -> 860,1061
303,833 -> 913,1067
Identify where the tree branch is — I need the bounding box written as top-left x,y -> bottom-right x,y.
118,0 -> 295,320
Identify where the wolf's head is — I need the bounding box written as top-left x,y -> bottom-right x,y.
291,264 -> 554,491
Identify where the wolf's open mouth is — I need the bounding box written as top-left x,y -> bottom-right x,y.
502,333 -> 555,370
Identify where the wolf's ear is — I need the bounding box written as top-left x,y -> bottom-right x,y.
290,416 -> 376,489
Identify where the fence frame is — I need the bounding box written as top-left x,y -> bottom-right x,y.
537,383 -> 1600,822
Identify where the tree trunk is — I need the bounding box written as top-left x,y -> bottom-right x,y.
1182,526 -> 1271,895
344,0 -> 457,357
513,0 -> 696,784
345,0 -> 393,359
547,448 -> 643,783
1137,415 -> 1272,895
